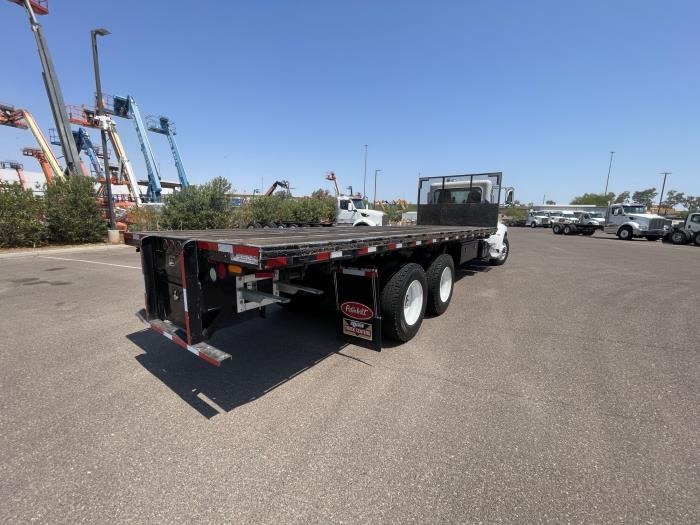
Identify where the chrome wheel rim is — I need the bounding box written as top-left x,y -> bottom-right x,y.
403,280 -> 423,326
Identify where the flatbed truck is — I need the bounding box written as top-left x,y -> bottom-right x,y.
125,173 -> 511,366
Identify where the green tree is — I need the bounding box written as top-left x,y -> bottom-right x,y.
45,177 -> 106,243
662,190 -> 685,209
631,188 -> 657,207
311,188 -> 331,199
614,191 -> 630,204
545,200 -> 556,205
161,176 -> 234,230
570,192 -> 614,206
0,182 -> 46,247
683,195 -> 700,212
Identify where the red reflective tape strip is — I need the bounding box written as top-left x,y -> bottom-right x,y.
364,270 -> 378,277
388,243 -> 397,250
358,247 -> 369,254
198,351 -> 221,367
149,323 -> 164,334
234,245 -> 260,257
265,257 -> 287,268
179,255 -> 192,344
255,272 -> 274,279
315,252 -> 330,261
197,241 -> 218,251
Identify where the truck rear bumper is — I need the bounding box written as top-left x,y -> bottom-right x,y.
136,309 -> 232,366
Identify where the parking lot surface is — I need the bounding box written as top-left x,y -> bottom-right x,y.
0,229 -> 697,523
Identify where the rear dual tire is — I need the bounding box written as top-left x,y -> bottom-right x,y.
381,263 -> 428,342
425,254 -> 455,315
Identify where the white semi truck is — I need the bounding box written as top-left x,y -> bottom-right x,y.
603,204 -> 670,241
668,212 -> 700,246
551,204 -> 671,240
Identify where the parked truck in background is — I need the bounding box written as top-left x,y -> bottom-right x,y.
336,195 -> 387,226
526,210 -> 550,228
668,212 -> 700,246
125,173 -> 511,366
604,204 -> 670,241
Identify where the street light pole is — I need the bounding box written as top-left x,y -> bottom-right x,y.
604,151 -> 615,196
362,144 -> 368,200
91,28 -> 116,231
373,169 -> 381,206
658,172 -> 671,213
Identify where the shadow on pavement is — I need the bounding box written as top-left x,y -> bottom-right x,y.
127,306 -> 368,418
126,263 -> 489,417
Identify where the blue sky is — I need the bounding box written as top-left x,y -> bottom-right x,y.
2,0 -> 698,204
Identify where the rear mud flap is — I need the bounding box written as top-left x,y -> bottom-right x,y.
334,267 -> 382,351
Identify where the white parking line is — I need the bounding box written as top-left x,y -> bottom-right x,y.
38,255 -> 140,269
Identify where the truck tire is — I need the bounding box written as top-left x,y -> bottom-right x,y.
552,224 -> 562,235
425,254 -> 455,315
563,225 -> 573,235
530,222 -> 537,228
694,232 -> 700,246
670,230 -> 687,245
489,236 -> 510,266
617,226 -> 633,240
380,263 -> 427,342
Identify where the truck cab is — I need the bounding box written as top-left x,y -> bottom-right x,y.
526,210 -> 550,228
604,204 -> 670,241
575,211 -> 605,229
423,177 -> 509,262
669,212 -> 700,245
336,195 -> 387,226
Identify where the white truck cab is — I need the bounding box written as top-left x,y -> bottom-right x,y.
604,204 -> 669,241
669,212 -> 700,245
575,211 -> 605,228
526,210 -> 550,228
336,196 -> 387,226
425,178 -> 509,264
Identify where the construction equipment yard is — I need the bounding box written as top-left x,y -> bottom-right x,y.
0,228 -> 696,523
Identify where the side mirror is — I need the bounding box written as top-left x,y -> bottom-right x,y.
504,188 -> 514,205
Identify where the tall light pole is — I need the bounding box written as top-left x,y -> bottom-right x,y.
91,28 -> 116,232
658,171 -> 671,213
362,144 -> 368,199
604,151 -> 615,196
373,169 -> 381,206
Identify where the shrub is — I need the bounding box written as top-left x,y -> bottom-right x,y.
0,182 -> 46,247
44,177 -> 106,244
160,177 -> 234,230
126,205 -> 163,232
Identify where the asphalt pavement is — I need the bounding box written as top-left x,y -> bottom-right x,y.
0,229 -> 697,523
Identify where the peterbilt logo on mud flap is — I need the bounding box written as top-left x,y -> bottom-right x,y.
340,301 -> 374,320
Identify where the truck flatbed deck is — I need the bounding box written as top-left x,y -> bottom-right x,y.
125,225 -> 497,270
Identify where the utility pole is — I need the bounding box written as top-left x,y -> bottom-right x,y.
91,28 -> 116,234
658,172 -> 671,213
373,169 -> 381,206
604,151 -> 615,196
17,0 -> 82,177
362,144 -> 368,199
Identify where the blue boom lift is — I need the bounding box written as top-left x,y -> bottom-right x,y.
108,94 -> 162,202
147,115 -> 189,188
